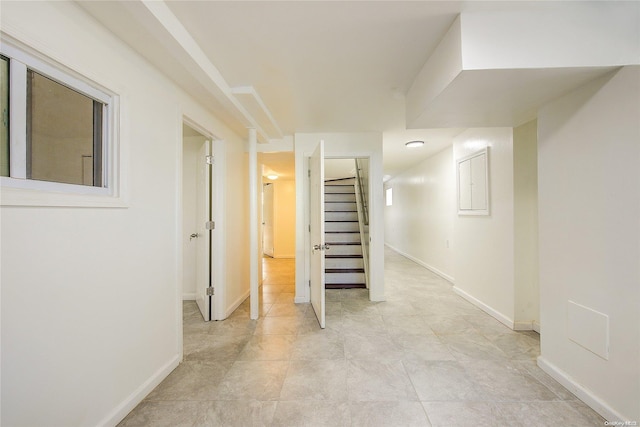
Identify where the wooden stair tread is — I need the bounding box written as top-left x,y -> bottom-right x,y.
326,255 -> 363,259
325,268 -> 365,273
325,283 -> 366,289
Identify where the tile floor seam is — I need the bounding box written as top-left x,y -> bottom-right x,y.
119,253 -> 606,426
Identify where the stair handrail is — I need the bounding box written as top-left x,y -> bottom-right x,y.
355,159 -> 369,226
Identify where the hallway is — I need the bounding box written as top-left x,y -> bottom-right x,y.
119,249 -> 604,426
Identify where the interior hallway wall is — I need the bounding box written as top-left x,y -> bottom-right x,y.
0,2 -> 247,425
537,66 -> 640,422
384,147 -> 454,281
452,128 -> 515,326
220,140 -> 249,319
273,180 -> 296,258
513,120 -> 539,329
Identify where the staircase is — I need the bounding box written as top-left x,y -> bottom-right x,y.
324,177 -> 366,289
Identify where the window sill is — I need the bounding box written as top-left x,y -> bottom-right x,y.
1,178 -> 127,208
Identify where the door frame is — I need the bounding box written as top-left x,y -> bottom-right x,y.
295,140 -> 385,304
179,115 -> 226,324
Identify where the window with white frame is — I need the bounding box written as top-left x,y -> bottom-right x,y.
1,42 -> 115,196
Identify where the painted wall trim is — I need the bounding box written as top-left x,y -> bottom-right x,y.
513,321 -> 535,331
295,295 -> 310,304
533,321 -> 540,334
98,355 -> 180,427
182,293 -> 196,301
385,243 -> 455,284
225,288 -> 251,319
453,286 -> 515,330
537,356 -> 626,422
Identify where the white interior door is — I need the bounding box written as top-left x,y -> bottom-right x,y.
262,183 -> 274,257
310,140 -> 326,328
195,140 -> 212,321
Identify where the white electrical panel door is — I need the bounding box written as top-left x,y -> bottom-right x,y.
457,148 -> 489,215
458,158 -> 472,210
470,153 -> 487,210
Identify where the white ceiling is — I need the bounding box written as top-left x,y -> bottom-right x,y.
79,0 -> 474,178
78,1 -> 627,180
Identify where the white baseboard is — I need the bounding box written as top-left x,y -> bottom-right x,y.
532,321 -> 540,333
537,356 -> 627,422
513,320 -> 540,333
294,296 -> 309,303
369,290 -> 386,302
384,243 -> 455,283
514,321 -> 534,331
98,354 -> 180,427
452,286 -> 515,330
225,288 -> 250,319
182,293 -> 196,301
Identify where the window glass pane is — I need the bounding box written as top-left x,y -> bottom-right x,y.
27,70 -> 103,186
0,56 -> 8,177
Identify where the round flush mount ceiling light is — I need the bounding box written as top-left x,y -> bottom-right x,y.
405,140 -> 425,148
266,174 -> 279,180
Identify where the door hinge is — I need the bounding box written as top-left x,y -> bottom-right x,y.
206,155 -> 214,165
308,169 -> 311,178
308,224 -> 311,232
206,287 -> 215,296
206,221 -> 215,230
308,280 -> 311,287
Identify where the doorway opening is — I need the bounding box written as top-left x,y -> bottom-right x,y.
306,147 -> 374,329
323,158 -> 371,292
258,151 -> 296,298
323,158 -> 370,291
182,121 -> 217,322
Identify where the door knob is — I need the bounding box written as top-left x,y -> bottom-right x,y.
190,233 -> 199,241
313,244 -> 330,251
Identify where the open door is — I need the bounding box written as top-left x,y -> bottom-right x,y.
309,140 -> 326,328
195,140 -> 213,321
262,183 -> 274,257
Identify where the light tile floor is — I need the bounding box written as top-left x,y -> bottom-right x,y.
119,248 -> 606,426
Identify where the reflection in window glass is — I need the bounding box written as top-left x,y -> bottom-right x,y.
27,70 -> 103,186
0,56 -> 8,177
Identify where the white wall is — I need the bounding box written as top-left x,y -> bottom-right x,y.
0,2 -> 246,425
217,140 -> 249,319
460,3 -> 640,70
513,120 -> 539,329
537,66 -> 640,422
384,147 -> 454,281
273,180 -> 296,258
452,128 -> 515,327
406,15 -> 462,127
